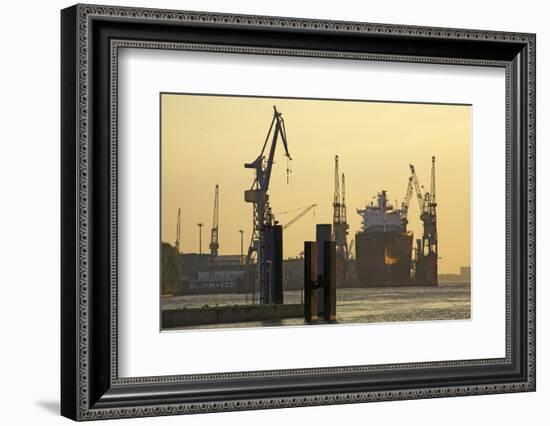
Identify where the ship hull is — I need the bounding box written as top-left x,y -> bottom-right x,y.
355,231 -> 413,286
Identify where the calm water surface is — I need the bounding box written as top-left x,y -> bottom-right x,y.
162,283 -> 470,330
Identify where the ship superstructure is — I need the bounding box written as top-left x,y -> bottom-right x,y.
357,191 -> 404,234
355,191 -> 413,286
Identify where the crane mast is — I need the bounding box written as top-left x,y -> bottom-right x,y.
175,208 -> 181,253
332,156 -> 349,246
244,106 -> 291,304
209,184 -> 219,258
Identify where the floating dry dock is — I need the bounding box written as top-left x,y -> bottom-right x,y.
162,303 -> 304,328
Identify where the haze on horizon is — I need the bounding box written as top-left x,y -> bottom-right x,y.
161,94 -> 471,275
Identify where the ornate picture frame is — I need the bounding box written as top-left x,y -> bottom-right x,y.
61,4 -> 535,420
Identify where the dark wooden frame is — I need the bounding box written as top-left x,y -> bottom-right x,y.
61,4 -> 536,421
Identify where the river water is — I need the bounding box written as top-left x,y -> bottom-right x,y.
162,282 -> 470,330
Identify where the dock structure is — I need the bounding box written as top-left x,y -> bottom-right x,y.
162,303 -> 304,329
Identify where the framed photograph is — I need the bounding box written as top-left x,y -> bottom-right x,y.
61,4 -> 536,421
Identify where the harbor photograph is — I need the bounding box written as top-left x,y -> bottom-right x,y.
160,93 -> 471,330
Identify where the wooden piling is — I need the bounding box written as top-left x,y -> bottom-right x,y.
323,240 -> 337,321
304,241 -> 318,322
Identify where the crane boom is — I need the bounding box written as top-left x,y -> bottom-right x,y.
409,164 -> 425,214
403,176 -> 414,211
283,204 -> 316,230
400,176 -> 414,231
245,106 -> 292,194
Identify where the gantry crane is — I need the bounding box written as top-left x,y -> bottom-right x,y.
209,184 -> 219,258
409,156 -> 438,285
244,106 -> 292,304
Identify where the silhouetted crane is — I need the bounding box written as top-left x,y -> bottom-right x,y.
409,156 -> 438,285
333,155 -> 349,285
209,184 -> 219,258
244,106 -> 292,304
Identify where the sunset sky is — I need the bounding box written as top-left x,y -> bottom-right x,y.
161,94 -> 471,274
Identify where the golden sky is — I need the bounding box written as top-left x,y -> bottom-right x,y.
161,94 -> 471,274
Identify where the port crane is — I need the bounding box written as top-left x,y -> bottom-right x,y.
332,156 -> 349,250
209,184 -> 219,258
244,106 -> 292,304
409,156 -> 438,285
332,155 -> 349,285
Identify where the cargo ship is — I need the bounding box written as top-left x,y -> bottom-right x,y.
355,190 -> 413,286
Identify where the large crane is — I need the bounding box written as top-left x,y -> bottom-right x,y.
244,106 -> 292,304
209,184 -> 219,258
332,156 -> 349,249
409,156 -> 438,285
332,155 -> 349,285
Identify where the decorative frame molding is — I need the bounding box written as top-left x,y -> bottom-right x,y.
61,4 -> 535,421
